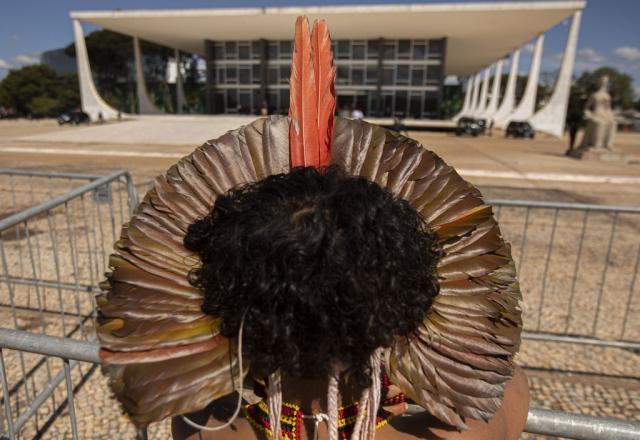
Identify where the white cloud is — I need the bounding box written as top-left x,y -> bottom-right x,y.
577,48 -> 605,63
14,54 -> 39,65
0,59 -> 11,69
614,46 -> 640,61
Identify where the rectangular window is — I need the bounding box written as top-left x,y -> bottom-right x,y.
352,44 -> 365,60
239,67 -> 251,84
226,89 -> 238,111
383,42 -> 395,59
337,66 -> 349,85
411,68 -> 424,86
214,43 -> 224,60
279,41 -> 292,59
279,89 -> 290,113
239,91 -> 251,113
395,90 -> 407,116
225,42 -> 237,59
428,39 -> 444,59
409,93 -> 422,118
216,67 -> 225,83
267,67 -> 278,84
338,40 -> 350,59
238,43 -> 250,60
412,42 -> 426,60
424,91 -> 439,115
396,65 -> 409,85
268,42 -> 278,59
351,67 -> 364,85
214,91 -> 225,113
252,64 -> 262,84
382,67 -> 394,86
398,40 -> 411,59
383,93 -> 394,116
279,65 -> 290,84
251,41 -> 262,59
367,40 -> 379,58
426,65 -> 442,84
226,66 -> 238,83
366,65 -> 378,85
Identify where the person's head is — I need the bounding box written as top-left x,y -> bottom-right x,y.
184,165 -> 441,390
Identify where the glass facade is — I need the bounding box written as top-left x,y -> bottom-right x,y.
205,37 -> 446,118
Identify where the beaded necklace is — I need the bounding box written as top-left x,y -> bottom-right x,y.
244,372 -> 406,440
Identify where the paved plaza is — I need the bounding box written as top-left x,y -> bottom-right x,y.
0,116 -> 639,438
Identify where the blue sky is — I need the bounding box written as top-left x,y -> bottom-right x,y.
1,0 -> 639,93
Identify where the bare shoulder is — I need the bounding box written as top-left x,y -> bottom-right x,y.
385,365 -> 530,440
171,394 -> 263,440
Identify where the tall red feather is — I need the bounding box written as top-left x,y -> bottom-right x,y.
289,16 -> 319,168
288,16 -> 335,168
311,19 -> 336,167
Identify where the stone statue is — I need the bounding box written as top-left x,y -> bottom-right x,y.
580,75 -> 616,149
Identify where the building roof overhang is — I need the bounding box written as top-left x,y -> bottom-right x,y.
71,1 -> 585,76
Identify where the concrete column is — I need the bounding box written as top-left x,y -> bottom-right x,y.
481,60 -> 503,121
474,68 -> 491,117
469,73 -> 481,115
72,20 -> 119,121
452,76 -> 472,121
174,48 -> 186,114
493,50 -> 520,127
134,37 -> 161,114
530,11 -> 582,137
501,34 -> 544,126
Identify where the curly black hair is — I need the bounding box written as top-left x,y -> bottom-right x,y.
184,165 -> 441,389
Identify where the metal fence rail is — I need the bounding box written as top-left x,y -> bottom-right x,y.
2,327 -> 639,440
487,198 -> 640,351
0,169 -> 137,439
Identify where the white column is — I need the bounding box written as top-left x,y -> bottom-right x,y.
175,48 -> 186,114
452,76 -> 472,121
501,34 -> 544,126
134,37 -> 161,114
72,20 -> 119,121
481,60 -> 503,121
474,68 -> 490,117
469,73 -> 482,115
530,11 -> 582,137
493,50 -> 520,128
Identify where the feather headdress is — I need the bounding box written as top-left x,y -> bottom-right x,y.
97,15 -> 522,432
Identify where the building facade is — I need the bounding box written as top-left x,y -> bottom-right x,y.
205,38 -> 445,117
70,1 -> 586,136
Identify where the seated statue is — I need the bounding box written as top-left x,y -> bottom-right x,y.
580,75 -> 616,149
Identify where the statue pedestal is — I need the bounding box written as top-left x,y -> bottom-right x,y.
568,146 -> 632,162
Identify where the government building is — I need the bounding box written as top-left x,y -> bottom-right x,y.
71,1 -> 586,137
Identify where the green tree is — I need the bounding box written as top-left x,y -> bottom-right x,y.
573,67 -> 635,109
0,64 -> 79,115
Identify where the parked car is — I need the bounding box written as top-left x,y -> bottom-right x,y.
455,117 -> 481,137
58,111 -> 90,125
476,118 -> 488,133
505,121 -> 535,139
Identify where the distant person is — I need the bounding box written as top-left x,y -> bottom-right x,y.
565,108 -> 583,155
260,101 -> 269,116
391,116 -> 408,136
98,112 -> 104,124
351,107 -> 364,120
488,120 -> 494,137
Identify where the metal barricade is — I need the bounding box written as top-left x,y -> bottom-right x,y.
1,328 -> 639,440
0,169 -> 137,439
0,174 -> 638,438
487,199 -> 640,351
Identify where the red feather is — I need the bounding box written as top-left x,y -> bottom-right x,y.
289,16 -> 319,168
311,19 -> 336,167
289,16 -> 335,168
